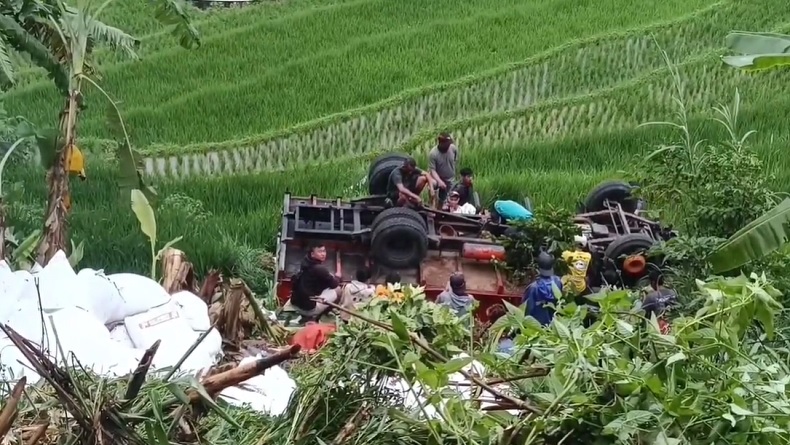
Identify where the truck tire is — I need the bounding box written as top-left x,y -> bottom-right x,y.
582,181 -> 638,213
368,153 -> 410,195
371,216 -> 428,268
604,233 -> 655,260
372,207 -> 427,232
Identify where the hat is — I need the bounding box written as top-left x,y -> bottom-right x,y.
449,273 -> 467,294
536,251 -> 555,277
449,190 -> 460,198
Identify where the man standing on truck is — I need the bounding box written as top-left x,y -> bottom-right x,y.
429,132 -> 458,206
291,242 -> 341,319
387,156 -> 436,207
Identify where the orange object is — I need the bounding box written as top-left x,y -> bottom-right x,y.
622,255 -> 647,275
289,322 -> 337,353
462,243 -> 506,262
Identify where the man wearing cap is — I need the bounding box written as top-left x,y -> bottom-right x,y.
444,190 -> 477,215
436,273 -> 475,316
386,156 -> 436,207
428,132 -> 458,207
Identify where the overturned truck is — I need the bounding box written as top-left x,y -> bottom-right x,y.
274,153 -> 675,321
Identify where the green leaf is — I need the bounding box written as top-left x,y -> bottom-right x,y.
666,352 -> 686,366
708,198 -> 790,273
441,356 -> 473,374
150,0 -> 201,49
616,319 -> 634,336
390,312 -> 410,342
725,31 -> 790,54
722,54 -> 790,70
155,236 -> 183,259
722,413 -> 737,427
655,432 -> 681,445
131,189 -> 157,244
729,403 -> 754,416
553,318 -> 571,340
68,240 -> 84,268
188,376 -> 241,428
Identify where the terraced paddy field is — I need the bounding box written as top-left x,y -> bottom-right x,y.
3,0 -> 790,280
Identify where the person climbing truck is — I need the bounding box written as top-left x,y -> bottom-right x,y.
290,242 -> 341,319
386,156 -> 436,207
429,132 -> 459,206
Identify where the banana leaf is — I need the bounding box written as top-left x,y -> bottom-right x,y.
722,31 -> 790,70
708,198 -> 790,273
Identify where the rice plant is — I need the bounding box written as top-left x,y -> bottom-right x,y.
6,0 -> 723,145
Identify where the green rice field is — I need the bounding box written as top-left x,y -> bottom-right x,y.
3,0 -> 790,279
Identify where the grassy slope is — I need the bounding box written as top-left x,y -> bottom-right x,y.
4,0 -> 789,284
5,0 -> 714,147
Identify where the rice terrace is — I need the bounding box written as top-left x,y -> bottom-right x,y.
2,0 -> 790,442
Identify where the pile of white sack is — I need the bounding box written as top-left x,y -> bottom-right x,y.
0,250 -> 295,416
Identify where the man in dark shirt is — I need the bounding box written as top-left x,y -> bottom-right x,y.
449,167 -> 480,210
387,156 -> 435,207
291,242 -> 341,319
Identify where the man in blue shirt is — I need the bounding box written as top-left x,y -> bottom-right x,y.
523,252 -> 562,326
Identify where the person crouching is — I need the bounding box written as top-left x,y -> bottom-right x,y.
437,273 -> 476,316
291,242 -> 341,320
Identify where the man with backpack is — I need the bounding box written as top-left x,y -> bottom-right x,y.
523,252 -> 562,326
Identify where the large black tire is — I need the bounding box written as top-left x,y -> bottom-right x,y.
583,181 -> 638,213
371,216 -> 428,268
372,207 -> 427,232
368,153 -> 410,195
604,233 -> 655,260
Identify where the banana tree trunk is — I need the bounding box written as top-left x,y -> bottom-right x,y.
37,90 -> 79,265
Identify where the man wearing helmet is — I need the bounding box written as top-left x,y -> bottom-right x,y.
523,252 -> 563,326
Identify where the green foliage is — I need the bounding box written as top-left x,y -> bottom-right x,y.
322,285 -> 470,376
487,274 -> 788,444
500,206 -> 580,282
635,88 -> 777,239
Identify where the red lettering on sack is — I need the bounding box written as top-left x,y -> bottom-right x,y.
138,311 -> 180,329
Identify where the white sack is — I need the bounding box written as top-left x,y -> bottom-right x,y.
109,324 -> 136,349
107,273 -> 170,319
172,290 -> 211,331
76,268 -> 126,324
125,302 -> 217,371
32,250 -> 90,313
5,307 -> 141,377
219,355 -> 296,416
0,336 -> 40,383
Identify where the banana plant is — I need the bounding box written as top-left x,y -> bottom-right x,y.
0,0 -> 200,265
130,189 -> 182,280
708,198 -> 790,273
722,31 -> 790,70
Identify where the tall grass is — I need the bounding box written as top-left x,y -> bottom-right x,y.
5,0 -> 719,145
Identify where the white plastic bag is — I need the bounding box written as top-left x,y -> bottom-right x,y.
172,290 -> 211,331
108,273 -> 170,318
219,355 -> 296,416
76,268 -> 126,324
